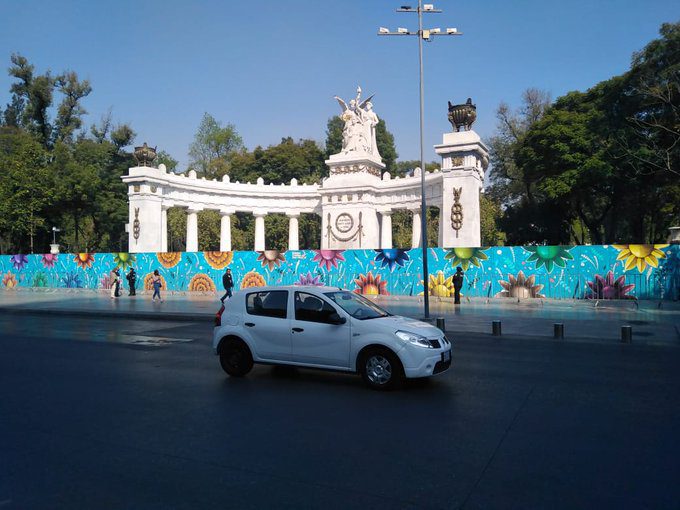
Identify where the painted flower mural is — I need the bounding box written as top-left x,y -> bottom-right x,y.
444,248 -> 488,271
496,271 -> 545,299
257,250 -> 286,270
295,271 -> 323,286
586,271 -> 635,300
157,252 -> 182,268
312,250 -> 345,271
41,253 -> 58,268
10,254 -> 28,271
204,251 -> 233,269
113,253 -> 136,270
421,271 -> 456,297
374,249 -> 410,272
354,271 -> 389,295
613,244 -> 669,272
62,272 -> 83,288
74,253 -> 95,269
523,246 -> 573,273
32,272 -> 48,288
2,271 -> 18,288
241,271 -> 266,289
144,273 -> 167,291
100,274 -> 113,290
188,273 -> 217,292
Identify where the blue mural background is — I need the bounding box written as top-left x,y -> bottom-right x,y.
0,245 -> 678,300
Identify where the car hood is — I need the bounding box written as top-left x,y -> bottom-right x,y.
361,315 -> 442,338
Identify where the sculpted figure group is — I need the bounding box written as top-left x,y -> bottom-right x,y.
334,86 -> 381,158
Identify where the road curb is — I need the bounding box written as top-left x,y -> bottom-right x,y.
0,306 -> 214,322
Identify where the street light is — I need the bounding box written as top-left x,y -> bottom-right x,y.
378,1 -> 462,318
52,226 -> 60,245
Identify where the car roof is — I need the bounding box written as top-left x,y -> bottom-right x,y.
236,285 -> 345,293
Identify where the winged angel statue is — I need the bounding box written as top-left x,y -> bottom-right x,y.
333,86 -> 381,157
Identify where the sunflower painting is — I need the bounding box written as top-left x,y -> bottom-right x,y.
495,271 -> 544,299
74,253 -> 95,269
144,273 -> 167,291
613,244 -> 669,273
523,246 -> 573,273
374,249 -> 410,272
157,252 -> 182,269
257,250 -> 286,270
114,253 -> 136,270
188,273 -> 216,292
203,251 -> 233,269
421,271 -> 456,297
2,271 -> 18,288
444,248 -> 488,271
241,271 -> 266,289
354,272 -> 389,295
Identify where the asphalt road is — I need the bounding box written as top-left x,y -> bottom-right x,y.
1,315 -> 679,509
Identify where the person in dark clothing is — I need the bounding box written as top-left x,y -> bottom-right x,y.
452,266 -> 464,304
114,268 -> 122,297
126,268 -> 137,296
221,268 -> 234,302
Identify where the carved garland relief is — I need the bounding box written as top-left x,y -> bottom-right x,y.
451,188 -> 463,238
327,212 -> 364,247
133,207 -> 141,244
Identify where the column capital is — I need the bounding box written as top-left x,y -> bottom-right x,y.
286,211 -> 301,218
219,208 -> 236,216
253,210 -> 268,218
161,202 -> 175,211
187,206 -> 204,214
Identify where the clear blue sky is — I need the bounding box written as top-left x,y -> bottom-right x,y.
0,0 -> 676,172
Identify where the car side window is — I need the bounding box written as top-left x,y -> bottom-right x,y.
295,292 -> 338,324
246,291 -> 288,319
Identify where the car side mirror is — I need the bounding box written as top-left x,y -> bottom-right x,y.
328,312 -> 346,325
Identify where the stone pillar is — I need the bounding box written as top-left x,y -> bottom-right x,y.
380,211 -> 393,249
254,212 -> 266,251
186,208 -> 199,252
411,209 -> 421,248
288,213 -> 300,251
161,205 -> 169,252
220,212 -> 232,252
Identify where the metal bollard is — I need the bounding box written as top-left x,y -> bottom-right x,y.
436,317 -> 446,332
492,320 -> 502,336
554,323 -> 564,339
621,325 -> 632,343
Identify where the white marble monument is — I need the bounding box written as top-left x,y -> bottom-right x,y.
122,87 -> 488,252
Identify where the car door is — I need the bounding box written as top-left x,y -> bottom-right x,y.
291,291 -> 350,368
244,290 -> 291,361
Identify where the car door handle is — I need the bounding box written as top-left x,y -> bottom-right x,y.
292,327 -> 304,333
244,322 -> 255,327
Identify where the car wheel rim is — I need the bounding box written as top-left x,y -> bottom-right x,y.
228,349 -> 243,368
366,355 -> 392,385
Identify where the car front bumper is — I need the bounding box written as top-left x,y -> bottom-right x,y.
401,349 -> 452,378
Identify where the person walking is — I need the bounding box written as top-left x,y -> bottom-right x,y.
109,268 -> 119,299
151,269 -> 163,302
452,266 -> 464,305
126,267 -> 137,296
220,268 -> 234,303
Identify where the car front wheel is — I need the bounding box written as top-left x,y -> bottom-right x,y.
360,348 -> 403,390
219,338 -> 253,377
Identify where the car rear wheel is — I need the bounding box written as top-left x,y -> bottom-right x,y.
360,348 -> 403,390
219,338 -> 253,377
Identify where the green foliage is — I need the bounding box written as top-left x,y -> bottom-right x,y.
156,150 -> 178,172
480,194 -> 506,246
188,113 -> 243,179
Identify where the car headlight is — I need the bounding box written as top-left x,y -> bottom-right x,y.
395,330 -> 434,348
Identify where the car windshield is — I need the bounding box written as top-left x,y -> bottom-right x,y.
324,291 -> 390,320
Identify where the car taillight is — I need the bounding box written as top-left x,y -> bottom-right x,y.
215,304 -> 225,327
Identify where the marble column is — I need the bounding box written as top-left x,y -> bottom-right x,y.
411,208 -> 422,248
287,213 -> 300,251
161,205 -> 169,252
254,212 -> 266,251
380,211 -> 393,249
220,212 -> 232,252
186,208 -> 199,252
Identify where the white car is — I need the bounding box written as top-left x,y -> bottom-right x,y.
212,286 -> 452,390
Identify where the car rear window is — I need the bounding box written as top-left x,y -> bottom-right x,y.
246,290 -> 288,319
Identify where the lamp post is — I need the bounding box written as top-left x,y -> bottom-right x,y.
50,227 -> 61,255
378,1 -> 462,318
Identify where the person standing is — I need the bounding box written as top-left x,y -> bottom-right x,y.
126,267 -> 137,296
452,266 -> 464,305
221,268 -> 234,303
151,269 -> 163,302
109,268 -> 119,299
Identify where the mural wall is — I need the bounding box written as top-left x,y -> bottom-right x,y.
0,245 -> 679,301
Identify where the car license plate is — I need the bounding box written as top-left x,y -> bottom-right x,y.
442,350 -> 451,362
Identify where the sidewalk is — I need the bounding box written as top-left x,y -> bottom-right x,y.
1,289 -> 678,346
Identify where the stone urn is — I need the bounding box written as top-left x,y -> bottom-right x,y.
134,143 -> 157,167
448,98 -> 477,132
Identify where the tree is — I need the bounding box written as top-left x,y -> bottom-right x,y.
188,113 -> 243,179
54,71 -> 92,144
156,150 -> 178,172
